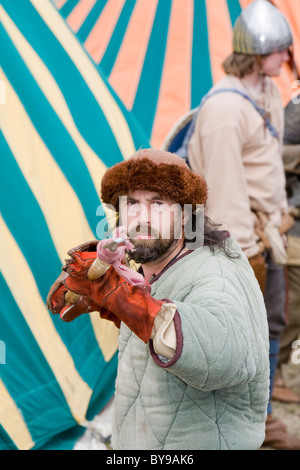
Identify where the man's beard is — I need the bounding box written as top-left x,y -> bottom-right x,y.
126,225 -> 176,264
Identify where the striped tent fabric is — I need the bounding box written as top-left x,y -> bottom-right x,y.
54,0 -> 300,149
0,0 -> 149,450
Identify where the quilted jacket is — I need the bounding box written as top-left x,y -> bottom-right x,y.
111,237 -> 269,450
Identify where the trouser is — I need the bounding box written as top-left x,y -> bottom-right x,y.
263,253 -> 287,414
277,265 -> 300,367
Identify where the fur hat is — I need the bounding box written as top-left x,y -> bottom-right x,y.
100,148 -> 207,210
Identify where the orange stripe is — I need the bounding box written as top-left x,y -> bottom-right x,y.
55,0 -> 69,9
109,0 -> 158,110
67,0 -> 97,33
205,0 -> 233,84
238,0 -> 252,7
151,0 -> 193,149
84,0 -> 126,64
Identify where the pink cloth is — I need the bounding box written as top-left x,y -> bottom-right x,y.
96,226 -> 146,286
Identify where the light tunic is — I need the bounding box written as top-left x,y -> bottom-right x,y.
188,75 -> 288,258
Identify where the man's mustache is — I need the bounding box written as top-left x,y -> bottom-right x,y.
127,225 -> 160,239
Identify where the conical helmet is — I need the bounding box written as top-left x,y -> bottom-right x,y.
233,0 -> 293,55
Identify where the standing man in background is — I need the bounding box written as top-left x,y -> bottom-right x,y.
188,0 -> 300,449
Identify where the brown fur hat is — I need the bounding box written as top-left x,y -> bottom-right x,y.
100,148 -> 207,210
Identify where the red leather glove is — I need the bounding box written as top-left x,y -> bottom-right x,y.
63,262 -> 164,343
46,241 -> 121,326
61,298 -> 121,326
47,271 -> 69,315
59,295 -> 99,322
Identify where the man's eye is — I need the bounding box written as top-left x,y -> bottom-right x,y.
127,200 -> 136,206
152,201 -> 164,206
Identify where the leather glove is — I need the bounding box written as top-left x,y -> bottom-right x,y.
63,259 -> 164,344
46,241 -> 99,317
46,241 -> 120,326
47,271 -> 69,315
46,265 -> 118,323
61,299 -> 121,326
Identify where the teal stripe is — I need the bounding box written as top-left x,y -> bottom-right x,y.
132,0 -> 172,140
77,0 -> 108,43
86,352 -> 117,419
36,426 -> 86,450
0,130 -> 62,299
2,0 -> 124,169
100,0 -> 136,76
0,274 -> 59,386
191,0 -> 213,108
0,131 -> 114,389
0,22 -> 102,234
0,425 -> 17,451
60,0 -> 81,18
0,273 -> 77,448
0,271 -> 117,449
226,0 -> 242,27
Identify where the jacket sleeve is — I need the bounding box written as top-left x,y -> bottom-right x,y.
150,256 -> 269,391
150,303 -> 177,359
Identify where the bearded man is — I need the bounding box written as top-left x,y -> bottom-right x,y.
47,149 -> 269,450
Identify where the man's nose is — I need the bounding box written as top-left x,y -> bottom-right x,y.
136,204 -> 151,225
128,203 -> 151,225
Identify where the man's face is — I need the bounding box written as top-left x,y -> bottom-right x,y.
261,49 -> 290,77
119,190 -> 183,263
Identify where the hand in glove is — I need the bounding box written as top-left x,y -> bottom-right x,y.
46,241 -> 120,326
63,257 -> 164,344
